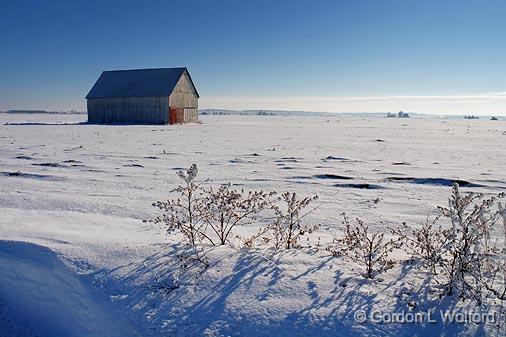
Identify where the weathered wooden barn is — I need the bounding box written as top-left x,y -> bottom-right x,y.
86,67 -> 199,124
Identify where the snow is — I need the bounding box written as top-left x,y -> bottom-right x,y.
0,113 -> 505,336
0,241 -> 136,337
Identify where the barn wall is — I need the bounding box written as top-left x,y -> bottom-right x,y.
169,71 -> 198,122
87,97 -> 169,124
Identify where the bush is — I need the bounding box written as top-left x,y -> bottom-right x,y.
482,202 -> 506,302
148,165 -> 278,262
268,192 -> 319,249
435,184 -> 504,303
396,183 -> 505,304
390,216 -> 448,275
150,164 -> 210,264
147,165 -> 505,310
332,213 -> 403,279
204,184 -> 276,245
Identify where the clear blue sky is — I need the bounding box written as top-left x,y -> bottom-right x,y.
1,0 -> 505,114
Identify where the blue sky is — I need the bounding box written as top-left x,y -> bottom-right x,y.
1,0 -> 505,114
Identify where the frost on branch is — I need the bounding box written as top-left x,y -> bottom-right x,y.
267,192 -> 319,249
395,184 -> 505,303
204,184 -> 276,245
423,183 -> 505,304
332,213 -> 403,279
481,201 -> 506,302
149,163 -> 210,265
177,163 -> 199,185
147,164 -> 278,263
390,216 -> 448,275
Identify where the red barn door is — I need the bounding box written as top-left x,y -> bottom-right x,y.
169,107 -> 184,124
169,107 -> 176,124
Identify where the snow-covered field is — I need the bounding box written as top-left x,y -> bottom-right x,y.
1,113 -> 505,336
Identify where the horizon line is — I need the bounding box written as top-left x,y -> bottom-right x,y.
3,91 -> 506,116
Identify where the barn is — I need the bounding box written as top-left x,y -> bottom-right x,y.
85,67 -> 199,124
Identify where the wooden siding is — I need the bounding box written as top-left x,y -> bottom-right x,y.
87,96 -> 169,124
169,70 -> 198,122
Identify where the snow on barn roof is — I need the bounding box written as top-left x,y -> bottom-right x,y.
85,67 -> 199,99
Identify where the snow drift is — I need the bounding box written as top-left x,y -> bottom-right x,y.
0,241 -> 134,337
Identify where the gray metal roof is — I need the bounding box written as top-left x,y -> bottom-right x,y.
85,67 -> 199,99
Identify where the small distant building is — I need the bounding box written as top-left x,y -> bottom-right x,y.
86,67 -> 199,124
386,111 -> 410,118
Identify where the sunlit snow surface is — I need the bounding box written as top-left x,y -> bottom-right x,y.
0,113 -> 505,336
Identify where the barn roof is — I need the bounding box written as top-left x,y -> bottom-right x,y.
85,67 -> 199,99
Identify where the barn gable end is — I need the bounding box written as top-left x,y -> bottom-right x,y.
169,70 -> 199,123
